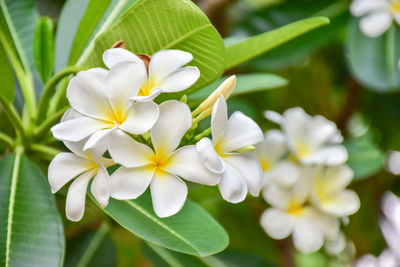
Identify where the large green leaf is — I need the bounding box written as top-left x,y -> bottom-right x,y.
92,190 -> 229,257
0,41 -> 14,103
347,18 -> 400,92
188,73 -> 287,105
0,0 -> 38,71
80,0 -> 225,94
225,16 -> 329,70
33,17 -> 55,83
0,151 -> 65,266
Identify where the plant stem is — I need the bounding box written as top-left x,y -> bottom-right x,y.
194,127 -> 211,141
30,144 -> 61,158
37,66 -> 84,123
34,106 -> 69,139
48,77 -> 70,115
0,98 -> 25,139
0,132 -> 13,147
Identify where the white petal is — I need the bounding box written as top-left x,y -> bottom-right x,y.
355,255 -> 378,267
394,13 -> 400,25
150,172 -> 188,217
150,100 -> 191,155
51,116 -> 108,142
211,96 -> 228,143
61,108 -> 83,122
302,145 -> 348,165
166,145 -> 221,186
65,170 -> 94,221
267,160 -> 299,187
254,129 -> 287,166
196,137 -> 225,174
90,165 -> 110,208
293,215 -> 324,253
64,139 -> 88,158
218,111 -> 263,153
262,183 -> 291,209
378,249 -> 397,267
108,130 -> 153,168
319,190 -> 360,217
83,128 -> 113,158
87,68 -> 108,83
224,154 -> 261,197
129,88 -> 162,102
381,191 -> 400,231
260,208 -> 294,239
149,50 -> 193,83
308,115 -> 342,148
110,166 -> 154,200
66,70 -> 113,120
387,150 -> 400,175
325,232 -> 346,255
263,110 -> 284,125
119,101 -> 159,135
48,152 -> 92,193
160,66 -> 200,93
360,12 -> 392,38
380,219 -> 400,258
103,48 -> 144,69
350,0 -> 388,16
218,162 -> 247,203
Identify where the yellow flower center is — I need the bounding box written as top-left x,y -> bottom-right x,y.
295,142 -> 311,158
260,159 -> 271,172
287,200 -> 305,217
147,150 -> 172,173
104,108 -> 127,127
139,78 -> 157,97
392,1 -> 400,13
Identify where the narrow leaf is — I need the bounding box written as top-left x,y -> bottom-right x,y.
91,190 -> 229,257
225,17 -> 330,69
33,17 -> 55,83
0,152 -> 65,266
0,41 -> 14,103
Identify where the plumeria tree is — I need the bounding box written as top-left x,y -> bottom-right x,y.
0,0 -> 399,266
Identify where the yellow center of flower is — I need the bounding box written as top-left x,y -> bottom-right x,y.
105,108 -> 127,127
147,149 -> 172,173
139,78 -> 156,97
295,142 -> 311,158
260,159 -> 271,172
392,1 -> 400,13
287,200 -> 305,217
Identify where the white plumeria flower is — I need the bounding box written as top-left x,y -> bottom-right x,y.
265,107 -> 347,166
103,48 -> 200,102
107,100 -> 221,217
350,0 -> 400,38
260,172 -> 340,254
51,64 -> 159,159
310,165 -> 360,217
253,130 -> 299,188
196,96 -> 264,203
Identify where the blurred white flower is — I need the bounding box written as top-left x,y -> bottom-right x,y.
108,100 -> 221,217
265,107 -> 347,166
324,232 -> 346,255
103,48 -> 200,102
196,96 -> 264,203
310,165 -> 360,217
386,150 -> 400,175
260,171 -> 339,254
253,130 -> 299,188
350,0 -> 400,37
51,65 -> 159,159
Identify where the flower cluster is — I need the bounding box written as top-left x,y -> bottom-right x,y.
48,48 -> 263,221
350,0 -> 400,38
256,108 -> 360,253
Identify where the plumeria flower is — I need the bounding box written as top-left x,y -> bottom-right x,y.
310,165 -> 360,217
265,107 -> 347,166
260,171 -> 340,253
107,100 -> 221,217
48,108 -> 114,221
253,130 -> 299,188
51,64 -> 159,159
350,0 -> 400,38
103,48 -> 200,102
196,96 -> 264,203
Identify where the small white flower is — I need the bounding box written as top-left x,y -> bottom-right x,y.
310,165 -> 360,217
107,100 -> 221,217
265,107 -> 347,166
196,96 -> 264,203
254,130 -> 299,188
51,65 -> 159,159
350,0 -> 400,37
260,171 -> 340,253
103,48 -> 200,101
386,150 -> 400,175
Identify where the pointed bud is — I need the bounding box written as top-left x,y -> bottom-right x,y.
180,94 -> 188,103
236,145 -> 255,153
138,54 -> 151,71
111,40 -> 126,49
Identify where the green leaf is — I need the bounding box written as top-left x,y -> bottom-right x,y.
33,17 -> 55,83
188,73 -> 287,104
80,0 -> 225,94
67,0 -> 111,65
225,16 -> 330,70
65,224 -> 116,267
0,0 -> 38,71
0,41 -> 14,103
0,151 -> 65,266
91,190 -> 229,257
344,137 -> 386,181
347,19 -> 400,92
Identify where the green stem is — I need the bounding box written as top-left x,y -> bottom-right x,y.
48,77 -> 71,115
37,66 -> 84,123
0,132 -> 13,147
386,25 -> 396,87
194,127 -> 211,142
34,106 -> 69,139
0,98 -> 25,139
30,144 -> 61,158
